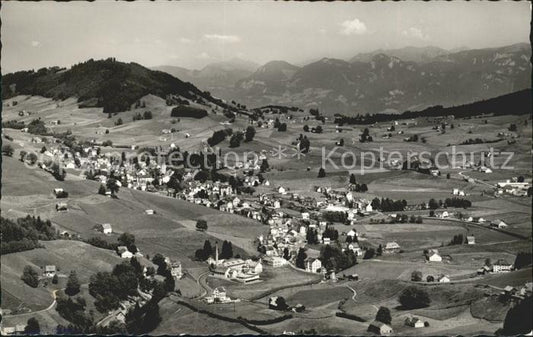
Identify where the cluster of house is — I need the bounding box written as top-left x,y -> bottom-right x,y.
207,243 -> 263,284
205,287 -> 240,304
496,179 -> 531,197
477,259 -> 513,275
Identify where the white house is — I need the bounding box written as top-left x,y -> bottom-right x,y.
405,317 -> 425,328
101,223 -> 113,234
427,249 -> 442,262
492,259 -> 513,273
466,235 -> 476,245
368,321 -> 393,335
305,258 -> 322,273
117,246 -> 133,259
384,241 -> 401,254
263,256 -> 287,267
44,265 -> 57,277
438,275 -> 450,283
491,220 -> 508,229
145,209 -> 155,215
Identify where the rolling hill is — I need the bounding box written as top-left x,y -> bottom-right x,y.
1,58 -> 225,114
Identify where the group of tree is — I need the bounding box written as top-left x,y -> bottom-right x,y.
322,226 -> 339,241
514,252 -> 532,270
170,105 -> 208,119
207,128 -> 232,147
449,233 -> 466,245
27,118 -> 49,135
371,198 -> 407,212
398,286 -> 431,309
443,197 -> 472,209
89,261 -> 140,313
21,265 -> 40,287
2,215 -> 57,254
297,134 -> 311,153
322,211 -> 348,223
349,182 -> 368,192
318,167 -> 326,178
55,295 -> 94,332
229,131 -> 244,148
132,111 -> 153,121
319,245 -> 357,271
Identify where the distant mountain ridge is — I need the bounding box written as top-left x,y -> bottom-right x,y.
152,58 -> 259,98
349,46 -> 449,63
232,43 -> 531,114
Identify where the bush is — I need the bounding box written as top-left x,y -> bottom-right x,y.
399,286 -> 430,309
2,144 -> 14,157
196,220 -> 208,231
21,265 -> 40,288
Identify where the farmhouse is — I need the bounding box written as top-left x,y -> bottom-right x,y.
100,223 -> 113,234
438,275 -> 451,283
117,246 -> 133,259
427,249 -> 442,262
405,316 -> 425,328
305,258 -> 322,273
44,265 -> 57,277
367,321 -> 393,335
169,261 -> 183,279
55,202 -> 68,211
492,259 -> 513,273
145,209 -> 155,215
383,241 -> 401,254
490,219 -> 508,229
263,256 -> 287,267
466,235 -> 476,245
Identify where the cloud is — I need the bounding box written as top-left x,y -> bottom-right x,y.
340,18 -> 367,36
203,34 -> 241,43
179,37 -> 192,44
401,27 -> 429,40
30,40 -> 41,47
198,52 -> 210,59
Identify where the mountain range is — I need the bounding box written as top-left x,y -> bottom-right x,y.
156,43 -> 532,114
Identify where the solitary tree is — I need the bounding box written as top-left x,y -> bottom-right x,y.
318,167 -> 326,178
375,306 -> 392,324
65,270 -> 81,296
295,248 -> 307,269
25,318 -> 41,335
245,126 -> 256,142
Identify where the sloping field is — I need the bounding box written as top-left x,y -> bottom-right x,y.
1,240 -> 122,312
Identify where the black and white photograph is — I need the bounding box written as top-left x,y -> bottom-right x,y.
1,1 -> 532,335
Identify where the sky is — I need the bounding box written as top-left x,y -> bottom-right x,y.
1,1 -> 530,73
